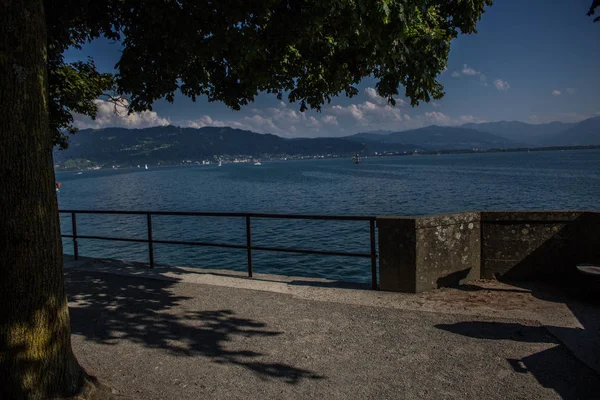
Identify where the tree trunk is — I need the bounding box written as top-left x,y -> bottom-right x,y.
0,1 -> 97,399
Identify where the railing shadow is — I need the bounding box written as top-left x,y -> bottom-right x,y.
65,269 -> 323,384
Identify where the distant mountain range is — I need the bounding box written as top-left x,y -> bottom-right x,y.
461,121 -> 576,145
346,116 -> 600,149
543,117 -> 600,146
54,116 -> 600,169
343,125 -> 524,151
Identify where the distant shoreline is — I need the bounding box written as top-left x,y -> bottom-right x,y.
375,144 -> 600,157
54,145 -> 600,171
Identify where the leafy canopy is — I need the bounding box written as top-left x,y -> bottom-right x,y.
589,0 -> 600,22
47,0 -> 496,147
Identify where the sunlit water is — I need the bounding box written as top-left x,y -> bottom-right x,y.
57,149 -> 600,283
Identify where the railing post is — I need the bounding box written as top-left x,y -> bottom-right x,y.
370,219 -> 377,290
71,212 -> 78,260
246,216 -> 253,277
147,213 -> 154,268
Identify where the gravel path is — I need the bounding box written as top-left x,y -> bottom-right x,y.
66,263 -> 600,399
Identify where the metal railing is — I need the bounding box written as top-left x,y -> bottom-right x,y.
59,210 -> 379,289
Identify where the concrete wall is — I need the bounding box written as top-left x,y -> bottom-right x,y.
377,210 -> 599,293
378,212 -> 480,293
377,217 -> 417,292
480,211 -> 600,281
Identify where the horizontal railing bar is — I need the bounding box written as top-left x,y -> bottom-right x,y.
151,239 -> 246,250
62,234 -> 248,250
251,245 -> 372,258
59,209 -> 376,221
61,235 -> 372,257
62,234 -> 148,244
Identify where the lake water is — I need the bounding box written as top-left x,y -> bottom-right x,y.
57,149 -> 600,283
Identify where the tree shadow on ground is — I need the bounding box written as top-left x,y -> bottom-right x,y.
65,269 -> 323,385
435,320 -> 600,400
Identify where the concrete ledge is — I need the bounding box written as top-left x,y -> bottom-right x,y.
377,210 -> 599,293
480,210 -> 587,223
377,212 -> 480,293
481,211 -> 600,281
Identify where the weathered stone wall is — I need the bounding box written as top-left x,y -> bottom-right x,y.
377,210 -> 599,293
481,211 -> 600,281
414,212 -> 481,292
377,212 -> 480,293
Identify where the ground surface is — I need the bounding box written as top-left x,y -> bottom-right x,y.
65,257 -> 600,399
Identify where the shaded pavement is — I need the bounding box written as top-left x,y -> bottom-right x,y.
65,258 -> 600,399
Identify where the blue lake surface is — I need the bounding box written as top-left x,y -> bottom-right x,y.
56,149 -> 600,283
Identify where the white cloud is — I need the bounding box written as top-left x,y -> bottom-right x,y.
421,112 -> 487,126
72,96 -> 490,139
232,106 -> 349,136
307,116 -> 321,128
423,111 -> 453,125
264,107 -> 301,122
452,64 -> 488,86
566,88 -> 576,94
179,110 -> 309,135
331,104 -> 364,121
493,79 -> 510,91
431,102 -> 441,108
364,87 -> 384,105
364,87 -> 406,106
361,101 -> 378,111
461,64 -> 480,76
322,115 -> 338,125
74,99 -> 170,129
458,115 -> 485,123
180,115 -> 238,129
552,90 -> 561,96
244,115 -> 279,131
330,101 -> 405,125
327,100 -> 487,132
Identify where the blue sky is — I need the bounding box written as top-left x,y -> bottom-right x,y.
65,0 -> 600,137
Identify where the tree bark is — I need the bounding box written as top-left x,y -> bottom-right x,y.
0,1 -> 95,399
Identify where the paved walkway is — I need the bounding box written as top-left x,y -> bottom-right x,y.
65,256 -> 600,399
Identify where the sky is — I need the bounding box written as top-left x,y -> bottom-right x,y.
65,0 -> 600,137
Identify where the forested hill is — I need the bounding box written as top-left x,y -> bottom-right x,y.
53,125 -> 366,168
